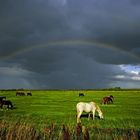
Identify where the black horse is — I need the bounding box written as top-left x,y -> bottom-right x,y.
27,92 -> 32,96
0,100 -> 13,109
0,96 -> 6,101
79,93 -> 84,97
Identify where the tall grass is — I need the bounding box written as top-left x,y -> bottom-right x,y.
0,118 -> 139,140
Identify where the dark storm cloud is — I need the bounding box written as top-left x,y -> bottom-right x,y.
1,0 -> 140,61
0,0 -> 140,89
0,51 -> 124,89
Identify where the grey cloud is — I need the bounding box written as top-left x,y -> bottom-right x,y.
0,53 -> 124,89
0,66 -> 37,89
0,40 -> 124,89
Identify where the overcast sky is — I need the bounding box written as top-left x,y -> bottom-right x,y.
0,0 -> 140,89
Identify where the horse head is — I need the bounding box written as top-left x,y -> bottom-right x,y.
95,104 -> 104,119
99,111 -> 104,119
110,95 -> 114,99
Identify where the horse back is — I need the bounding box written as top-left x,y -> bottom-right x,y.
79,93 -> 84,97
2,100 -> 12,104
76,102 -> 95,112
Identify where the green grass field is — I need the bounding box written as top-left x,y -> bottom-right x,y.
0,90 -> 140,139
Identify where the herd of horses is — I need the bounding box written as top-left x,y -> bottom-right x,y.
77,93 -> 114,123
16,91 -> 32,96
0,91 -> 32,110
78,93 -> 114,105
0,91 -> 113,123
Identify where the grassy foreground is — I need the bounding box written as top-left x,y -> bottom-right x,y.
0,90 -> 140,139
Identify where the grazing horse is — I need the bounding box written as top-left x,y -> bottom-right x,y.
16,92 -> 20,96
102,95 -> 114,104
16,92 -> 25,96
27,92 -> 32,96
110,95 -> 114,100
79,93 -> 84,97
0,100 -> 13,109
76,102 -> 103,123
0,97 -> 6,101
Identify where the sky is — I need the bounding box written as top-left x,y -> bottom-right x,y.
0,0 -> 140,89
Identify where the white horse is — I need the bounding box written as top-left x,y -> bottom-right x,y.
76,102 -> 103,123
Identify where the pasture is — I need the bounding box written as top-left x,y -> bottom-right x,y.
0,90 -> 140,139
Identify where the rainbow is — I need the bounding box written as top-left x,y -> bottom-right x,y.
1,39 -> 139,61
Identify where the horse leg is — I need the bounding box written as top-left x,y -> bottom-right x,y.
106,100 -> 109,104
77,110 -> 82,123
10,103 -> 13,109
105,99 -> 108,104
7,104 -> 9,110
0,104 -> 2,109
11,103 -> 13,109
88,113 -> 91,120
92,110 -> 96,120
103,99 -> 107,104
1,104 -> 3,109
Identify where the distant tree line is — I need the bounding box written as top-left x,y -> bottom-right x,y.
0,87 -> 140,91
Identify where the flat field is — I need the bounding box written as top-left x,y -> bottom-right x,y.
0,90 -> 140,139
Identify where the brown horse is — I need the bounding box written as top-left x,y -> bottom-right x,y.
0,100 -> 13,109
16,92 -> 25,96
102,95 -> 114,104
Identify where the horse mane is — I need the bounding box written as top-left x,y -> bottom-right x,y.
95,103 -> 102,114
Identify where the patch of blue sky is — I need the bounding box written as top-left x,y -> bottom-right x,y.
120,65 -> 140,74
